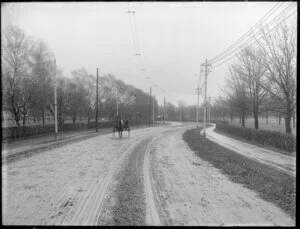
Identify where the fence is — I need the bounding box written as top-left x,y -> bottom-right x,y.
2,119 -> 153,141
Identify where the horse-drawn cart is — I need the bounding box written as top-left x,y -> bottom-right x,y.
113,119 -> 130,138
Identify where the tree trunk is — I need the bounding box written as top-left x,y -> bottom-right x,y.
266,111 -> 268,124
13,111 -> 21,126
254,113 -> 259,129
42,109 -> 45,125
239,114 -> 241,124
285,107 -> 292,134
285,116 -> 292,134
292,112 -> 295,128
279,115 -> 281,125
242,112 -> 245,127
33,115 -> 36,123
22,113 -> 26,126
72,115 -> 76,124
230,114 -> 233,123
253,102 -> 259,129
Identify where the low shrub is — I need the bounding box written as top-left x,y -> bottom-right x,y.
216,123 -> 296,153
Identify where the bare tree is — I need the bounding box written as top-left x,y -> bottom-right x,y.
211,96 -> 229,122
2,26 -> 32,126
73,69 -> 96,123
224,65 -> 251,127
28,39 -> 54,125
234,46 -> 269,129
254,22 -> 296,133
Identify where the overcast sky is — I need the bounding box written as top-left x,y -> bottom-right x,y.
1,2 -> 296,106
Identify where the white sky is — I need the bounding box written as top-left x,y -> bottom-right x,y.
1,2 -> 296,106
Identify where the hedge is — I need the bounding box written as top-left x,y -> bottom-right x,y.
216,123 -> 296,153
2,121 -> 113,141
2,119 -> 154,141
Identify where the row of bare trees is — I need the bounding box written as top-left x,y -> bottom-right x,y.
211,22 -> 296,134
2,25 -> 161,127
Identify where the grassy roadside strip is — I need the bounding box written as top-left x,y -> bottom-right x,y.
183,127 -> 296,220
109,138 -> 149,225
214,128 -> 296,157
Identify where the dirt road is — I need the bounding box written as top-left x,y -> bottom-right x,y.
2,122 -> 294,226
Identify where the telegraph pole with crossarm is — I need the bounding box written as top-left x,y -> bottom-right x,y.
201,59 -> 212,138
195,86 -> 202,128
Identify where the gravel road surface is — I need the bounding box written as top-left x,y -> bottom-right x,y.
2,122 -> 294,226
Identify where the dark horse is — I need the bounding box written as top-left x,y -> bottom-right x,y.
113,118 -> 123,138
113,117 -> 130,138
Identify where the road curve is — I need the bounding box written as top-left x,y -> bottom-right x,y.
2,122 -> 294,226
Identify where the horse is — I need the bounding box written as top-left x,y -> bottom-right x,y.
113,119 -> 123,138
113,119 -> 130,138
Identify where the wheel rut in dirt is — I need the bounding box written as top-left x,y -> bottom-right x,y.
97,127 -> 183,225
52,135 -> 145,225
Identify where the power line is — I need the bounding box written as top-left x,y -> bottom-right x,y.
211,8 -> 297,69
208,2 -> 289,64
209,2 -> 296,67
127,3 -> 140,55
208,2 -> 296,65
125,4 -> 180,104
208,2 -> 284,64
132,11 -> 141,55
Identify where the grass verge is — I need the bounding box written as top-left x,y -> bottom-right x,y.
183,127 -> 296,220
214,128 -> 296,157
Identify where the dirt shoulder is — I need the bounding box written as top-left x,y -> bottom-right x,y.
150,128 -> 295,226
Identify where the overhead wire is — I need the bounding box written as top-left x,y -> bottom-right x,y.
208,2 -> 284,64
126,3 -> 183,105
209,2 -> 297,68
211,7 -> 297,69
132,11 -> 141,55
127,2 -> 140,55
208,2 -> 296,66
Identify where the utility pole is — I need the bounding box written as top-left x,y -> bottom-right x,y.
116,101 -> 118,117
201,59 -> 212,138
153,95 -> 155,124
54,59 -> 58,140
180,105 -> 182,122
163,96 -> 166,124
195,86 -> 201,128
149,87 -> 151,127
96,68 -> 99,132
208,96 -> 211,123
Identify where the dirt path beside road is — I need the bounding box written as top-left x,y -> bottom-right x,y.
150,129 -> 295,226
202,124 -> 296,177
